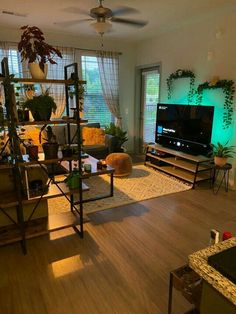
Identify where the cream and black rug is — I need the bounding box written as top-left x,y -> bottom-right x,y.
48,165 -> 191,215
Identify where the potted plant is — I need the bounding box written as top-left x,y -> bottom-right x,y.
23,90 -> 57,121
24,138 -> 38,160
211,142 -> 235,167
104,123 -> 128,152
41,126 -> 59,160
18,25 -> 62,79
61,144 -> 73,158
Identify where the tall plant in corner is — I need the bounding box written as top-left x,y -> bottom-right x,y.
18,25 -> 62,79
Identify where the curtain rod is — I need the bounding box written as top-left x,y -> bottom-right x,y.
3,41 -> 122,55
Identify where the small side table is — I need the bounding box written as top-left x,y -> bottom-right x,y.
211,163 -> 232,194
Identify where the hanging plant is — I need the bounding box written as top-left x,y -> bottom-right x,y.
167,69 -> 195,103
197,78 -> 235,129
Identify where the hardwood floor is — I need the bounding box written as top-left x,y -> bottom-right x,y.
0,181 -> 236,314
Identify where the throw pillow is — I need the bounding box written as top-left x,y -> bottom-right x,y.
82,127 -> 105,145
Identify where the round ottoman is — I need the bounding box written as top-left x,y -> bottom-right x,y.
106,153 -> 132,177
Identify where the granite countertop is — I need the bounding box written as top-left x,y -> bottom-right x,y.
189,237 -> 236,305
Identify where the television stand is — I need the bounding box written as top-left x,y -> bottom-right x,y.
145,144 -> 213,188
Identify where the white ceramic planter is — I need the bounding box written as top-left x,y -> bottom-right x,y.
29,63 -> 48,79
214,156 -> 227,167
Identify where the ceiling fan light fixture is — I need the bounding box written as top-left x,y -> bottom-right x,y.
90,21 -> 112,35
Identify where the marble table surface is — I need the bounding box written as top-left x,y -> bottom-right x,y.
189,237 -> 236,305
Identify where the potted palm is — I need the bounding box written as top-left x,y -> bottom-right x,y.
104,123 -> 128,152
23,90 -> 57,121
18,25 -> 62,79
211,142 -> 235,167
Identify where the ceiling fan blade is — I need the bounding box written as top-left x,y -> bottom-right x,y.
63,7 -> 89,16
111,17 -> 147,27
112,6 -> 139,16
54,19 -> 93,28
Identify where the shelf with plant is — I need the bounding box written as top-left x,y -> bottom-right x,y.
197,79 -> 235,129
23,89 -> 57,121
167,69 -> 195,104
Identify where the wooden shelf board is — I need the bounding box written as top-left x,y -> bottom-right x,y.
146,153 -> 212,173
0,211 -> 82,246
17,118 -> 88,126
0,182 -> 89,209
0,77 -> 86,85
145,162 -> 211,184
148,144 -> 211,163
0,163 -> 13,170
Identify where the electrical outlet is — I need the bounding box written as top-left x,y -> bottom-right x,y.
209,229 -> 220,245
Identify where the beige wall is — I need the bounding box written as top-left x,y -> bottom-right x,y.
135,10 -> 236,186
0,27 -> 136,151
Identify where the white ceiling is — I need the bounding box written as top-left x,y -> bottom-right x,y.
0,0 -> 235,41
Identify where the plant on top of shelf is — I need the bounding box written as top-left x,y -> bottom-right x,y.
18,25 -> 62,79
210,141 -> 235,167
104,122 -> 128,152
196,77 -> 235,129
167,69 -> 195,104
23,89 -> 57,121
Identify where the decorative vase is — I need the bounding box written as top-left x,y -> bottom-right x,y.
214,156 -> 227,167
29,63 -> 48,79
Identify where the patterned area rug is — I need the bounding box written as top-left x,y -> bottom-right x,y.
48,165 -> 191,215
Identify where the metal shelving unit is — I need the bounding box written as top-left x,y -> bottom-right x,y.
0,58 -> 86,253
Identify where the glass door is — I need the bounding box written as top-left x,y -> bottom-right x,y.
140,67 -> 160,147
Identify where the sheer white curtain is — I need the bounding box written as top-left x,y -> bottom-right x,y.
96,51 -> 121,127
46,46 -> 75,118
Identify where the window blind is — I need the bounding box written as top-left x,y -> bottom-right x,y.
81,55 -> 113,127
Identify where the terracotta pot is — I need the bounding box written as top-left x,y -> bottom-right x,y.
214,156 -> 227,167
29,63 -> 48,79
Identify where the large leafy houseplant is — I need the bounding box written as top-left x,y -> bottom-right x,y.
18,25 -> 62,72
23,91 -> 57,121
211,142 -> 235,167
105,123 -> 128,152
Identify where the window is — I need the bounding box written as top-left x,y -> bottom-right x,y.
0,43 -> 116,125
0,43 -> 23,76
141,68 -> 160,143
81,55 -> 113,127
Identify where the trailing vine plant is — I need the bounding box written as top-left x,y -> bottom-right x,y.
167,69 -> 195,104
197,79 -> 235,129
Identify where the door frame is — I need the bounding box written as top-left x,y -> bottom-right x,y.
134,62 -> 162,153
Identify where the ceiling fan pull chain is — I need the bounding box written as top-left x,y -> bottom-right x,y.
101,34 -> 104,49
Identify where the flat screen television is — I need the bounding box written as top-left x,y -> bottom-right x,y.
155,103 -> 215,156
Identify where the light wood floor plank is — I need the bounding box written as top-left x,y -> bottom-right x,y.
0,183 -> 236,314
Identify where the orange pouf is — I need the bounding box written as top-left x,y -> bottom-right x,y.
106,153 -> 132,177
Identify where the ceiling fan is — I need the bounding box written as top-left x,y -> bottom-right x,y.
55,0 -> 148,35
